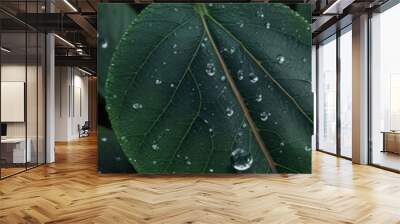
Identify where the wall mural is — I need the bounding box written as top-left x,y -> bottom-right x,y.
98,3 -> 313,174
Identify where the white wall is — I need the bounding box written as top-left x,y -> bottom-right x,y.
55,67 -> 89,141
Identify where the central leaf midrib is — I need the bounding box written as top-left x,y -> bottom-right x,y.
197,5 -> 277,173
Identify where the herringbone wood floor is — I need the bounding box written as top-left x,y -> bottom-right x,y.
1,135 -> 400,224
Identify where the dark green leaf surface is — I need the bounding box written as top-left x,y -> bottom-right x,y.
105,3 -> 312,174
97,3 -> 137,173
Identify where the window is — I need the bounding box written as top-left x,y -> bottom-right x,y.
317,35 -> 337,154
339,27 -> 352,158
370,3 -> 400,171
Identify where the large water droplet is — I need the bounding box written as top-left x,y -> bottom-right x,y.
260,112 -> 269,121
101,137 -> 107,142
209,168 -> 214,173
152,144 -> 160,150
206,63 -> 216,76
249,73 -> 258,83
155,79 -> 162,85
132,103 -> 143,110
256,94 -> 262,102
231,148 -> 253,171
226,107 -> 234,117
276,55 -> 285,64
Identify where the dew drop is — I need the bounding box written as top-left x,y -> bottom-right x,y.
257,10 -> 264,18
242,122 -> 247,128
276,55 -> 285,64
101,40 -> 108,49
220,76 -> 226,81
152,160 -> 157,165
231,148 -> 253,171
229,47 -> 235,54
170,83 -> 175,88
302,58 -> 307,63
101,137 -> 107,142
266,22 -> 271,29
132,103 -> 143,110
209,128 -> 213,133
184,156 -> 189,160
256,94 -> 262,102
249,73 -> 259,83
201,43 -> 206,48
209,168 -> 214,173
186,161 -> 192,165
173,50 -> 178,54
177,154 -> 181,158
237,21 -> 244,28
260,112 -> 269,121
174,7 -> 178,12
226,107 -> 234,117
172,43 -> 177,49
305,146 -> 312,152
155,79 -> 162,85
280,142 -> 285,146
152,144 -> 160,150
206,63 -> 216,76
162,61 -> 167,65
115,156 -> 121,161
237,69 -> 244,80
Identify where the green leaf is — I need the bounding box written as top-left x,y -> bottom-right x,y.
105,3 -> 312,174
97,3 -> 138,96
97,3 -> 138,172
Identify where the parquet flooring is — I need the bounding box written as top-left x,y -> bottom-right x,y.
1,135 -> 400,223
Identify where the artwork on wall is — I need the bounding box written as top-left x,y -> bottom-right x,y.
98,3 -> 313,174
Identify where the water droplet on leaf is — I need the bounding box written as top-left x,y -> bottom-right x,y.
132,103 -> 143,110
231,148 -> 253,171
256,94 -> 262,102
226,107 -> 234,117
276,55 -> 285,64
206,63 -> 216,76
260,112 -> 269,121
249,73 -> 258,83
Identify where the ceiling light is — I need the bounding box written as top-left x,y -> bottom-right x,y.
1,47 -> 11,53
63,0 -> 78,12
78,67 -> 92,76
54,34 -> 75,48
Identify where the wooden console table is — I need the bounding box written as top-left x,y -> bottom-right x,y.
382,131 -> 400,154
